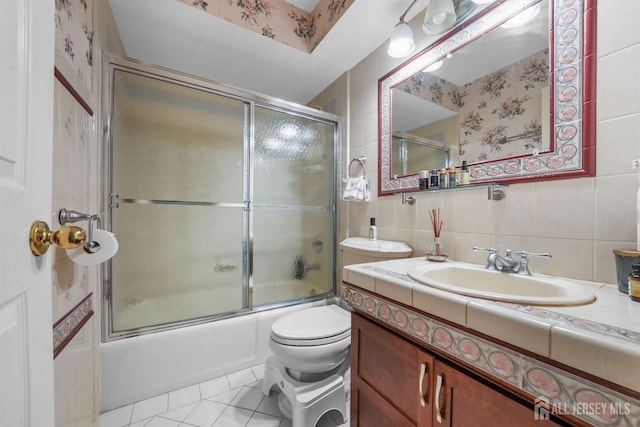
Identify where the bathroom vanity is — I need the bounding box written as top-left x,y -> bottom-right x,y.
343,258 -> 640,427
351,313 -> 561,426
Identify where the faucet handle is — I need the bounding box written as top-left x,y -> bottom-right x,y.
472,246 -> 498,254
473,246 -> 498,270
515,251 -> 552,259
515,251 -> 552,275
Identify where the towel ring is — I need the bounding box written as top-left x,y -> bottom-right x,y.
348,156 -> 366,178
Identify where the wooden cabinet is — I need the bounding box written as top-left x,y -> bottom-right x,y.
351,313 -> 564,427
351,312 -> 433,427
433,359 -> 560,426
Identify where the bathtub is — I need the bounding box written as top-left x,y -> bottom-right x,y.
100,297 -> 335,412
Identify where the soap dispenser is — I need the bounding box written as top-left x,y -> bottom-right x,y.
369,218 -> 377,240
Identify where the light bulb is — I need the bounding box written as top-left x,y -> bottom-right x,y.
388,22 -> 416,58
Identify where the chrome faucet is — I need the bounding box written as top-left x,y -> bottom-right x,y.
473,247 -> 551,276
474,247 -> 519,273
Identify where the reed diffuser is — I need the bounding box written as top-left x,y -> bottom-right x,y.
428,208 -> 446,261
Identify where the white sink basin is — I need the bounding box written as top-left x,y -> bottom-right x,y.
407,263 -> 596,306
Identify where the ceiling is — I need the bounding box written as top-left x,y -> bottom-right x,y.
108,0 -> 430,105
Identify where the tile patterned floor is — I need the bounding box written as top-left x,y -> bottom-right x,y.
100,364 -> 350,427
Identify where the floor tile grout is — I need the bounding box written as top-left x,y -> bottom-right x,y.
100,363 -> 348,427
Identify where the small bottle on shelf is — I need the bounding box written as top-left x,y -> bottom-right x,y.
448,166 -> 457,188
419,170 -> 430,190
439,168 -> 448,188
430,169 -> 439,188
459,160 -> 470,185
369,217 -> 377,240
629,264 -> 640,302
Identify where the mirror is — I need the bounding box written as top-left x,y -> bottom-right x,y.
379,0 -> 596,195
392,132 -> 450,177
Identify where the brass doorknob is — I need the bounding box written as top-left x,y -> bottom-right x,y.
29,221 -> 86,256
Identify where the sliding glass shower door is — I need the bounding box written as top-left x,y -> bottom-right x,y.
252,107 -> 336,306
104,54 -> 337,339
109,68 -> 249,333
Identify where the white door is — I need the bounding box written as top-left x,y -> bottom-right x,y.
0,0 -> 55,426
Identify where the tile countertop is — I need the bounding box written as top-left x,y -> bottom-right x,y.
342,257 -> 640,393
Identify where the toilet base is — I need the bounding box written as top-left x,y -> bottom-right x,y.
262,356 -> 349,427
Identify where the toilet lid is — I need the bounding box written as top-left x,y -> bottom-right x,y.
271,305 -> 351,346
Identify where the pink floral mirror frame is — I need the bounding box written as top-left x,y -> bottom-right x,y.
378,0 -> 596,195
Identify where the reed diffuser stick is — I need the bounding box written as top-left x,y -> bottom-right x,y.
429,208 -> 443,255
429,208 -> 443,237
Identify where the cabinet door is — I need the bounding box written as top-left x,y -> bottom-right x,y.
433,360 -> 562,427
351,313 -> 433,427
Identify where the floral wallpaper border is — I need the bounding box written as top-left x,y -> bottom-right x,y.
343,284 -> 640,426
179,0 -> 354,53
52,293 -> 93,359
54,0 -> 94,109
379,0 -> 592,194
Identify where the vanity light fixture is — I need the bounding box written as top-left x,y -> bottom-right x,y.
422,0 -> 456,35
387,0 -> 420,58
500,3 -> 541,29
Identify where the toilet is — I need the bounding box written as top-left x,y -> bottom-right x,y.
262,237 -> 412,427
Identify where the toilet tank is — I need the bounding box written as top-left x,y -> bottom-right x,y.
339,237 -> 412,268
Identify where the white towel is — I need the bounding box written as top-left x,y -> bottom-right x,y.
342,175 -> 370,202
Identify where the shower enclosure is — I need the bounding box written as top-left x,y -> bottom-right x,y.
102,53 -> 338,340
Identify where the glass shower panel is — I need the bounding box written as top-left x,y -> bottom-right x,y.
110,69 -> 248,332
112,70 -> 245,203
253,107 -> 334,207
252,106 -> 336,306
111,204 -> 245,331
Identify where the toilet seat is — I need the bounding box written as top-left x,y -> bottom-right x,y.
271,305 -> 351,346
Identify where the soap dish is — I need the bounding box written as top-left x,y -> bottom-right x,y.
426,254 -> 448,262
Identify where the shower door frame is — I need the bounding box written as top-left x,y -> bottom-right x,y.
101,52 -> 339,341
